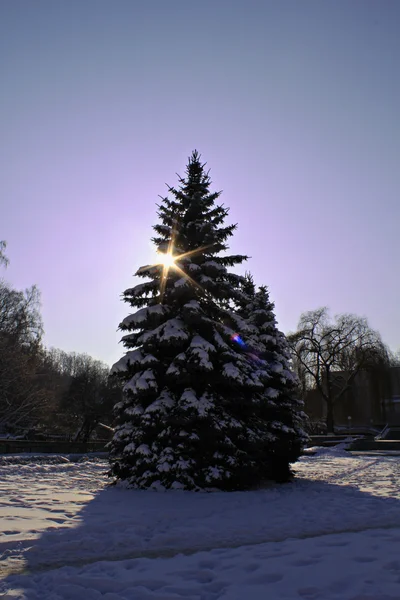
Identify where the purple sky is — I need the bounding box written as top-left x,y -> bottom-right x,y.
1,0 -> 399,367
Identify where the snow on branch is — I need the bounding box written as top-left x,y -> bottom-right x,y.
111,350 -> 158,374
139,318 -> 189,345
121,304 -> 169,330
124,281 -> 158,298
123,369 -> 158,395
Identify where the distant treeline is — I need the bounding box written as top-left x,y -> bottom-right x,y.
0,277 -> 121,441
1,238 -> 399,440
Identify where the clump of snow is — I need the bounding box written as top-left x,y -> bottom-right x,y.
187,335 -> 215,370
203,260 -> 225,271
144,389 -> 175,415
174,277 -> 189,288
222,362 -> 243,382
180,389 -> 214,417
139,318 -> 189,344
307,437 -> 357,457
123,369 -> 158,395
110,350 -> 158,374
121,303 -> 168,328
190,335 -> 215,353
135,444 -> 151,456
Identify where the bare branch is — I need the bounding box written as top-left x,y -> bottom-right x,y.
288,307 -> 385,431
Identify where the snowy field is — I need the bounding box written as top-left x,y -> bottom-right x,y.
1,448 -> 400,599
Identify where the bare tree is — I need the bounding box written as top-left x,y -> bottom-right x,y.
390,350 -> 400,367
0,283 -> 42,345
0,241 -> 9,268
287,308 -> 388,432
0,281 -> 47,432
0,275 -> 119,437
61,354 -> 110,441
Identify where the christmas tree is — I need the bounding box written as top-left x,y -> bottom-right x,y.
109,151 -> 306,490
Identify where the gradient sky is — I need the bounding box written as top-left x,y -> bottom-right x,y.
1,0 -> 399,367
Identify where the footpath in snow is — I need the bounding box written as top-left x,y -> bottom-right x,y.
1,447 -> 400,599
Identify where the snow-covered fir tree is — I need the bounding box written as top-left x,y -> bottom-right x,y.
236,274 -> 309,481
109,151 -> 306,490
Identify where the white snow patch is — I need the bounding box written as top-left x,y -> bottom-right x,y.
110,350 -> 143,374
121,304 -> 167,328
136,444 -> 151,456
174,277 -> 189,288
166,363 -> 181,376
223,362 -> 243,382
180,389 -> 214,416
190,335 -> 215,352
145,389 -> 175,414
1,450 -> 400,599
203,260 -> 225,271
265,387 -> 280,398
140,318 -> 189,344
183,299 -> 201,310
123,369 -> 158,394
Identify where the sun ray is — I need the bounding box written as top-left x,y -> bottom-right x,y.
158,265 -> 168,303
172,244 -> 215,262
172,263 -> 204,292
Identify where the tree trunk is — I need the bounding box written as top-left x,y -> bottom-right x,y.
326,400 -> 335,434
324,367 -> 335,433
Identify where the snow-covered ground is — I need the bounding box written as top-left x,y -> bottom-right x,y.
1,447 -> 400,599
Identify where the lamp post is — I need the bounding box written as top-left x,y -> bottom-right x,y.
347,415 -> 352,434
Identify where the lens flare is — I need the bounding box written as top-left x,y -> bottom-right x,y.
158,251 -> 176,268
231,333 -> 246,347
149,217 -> 215,303
231,334 -> 265,364
151,244 -> 205,303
